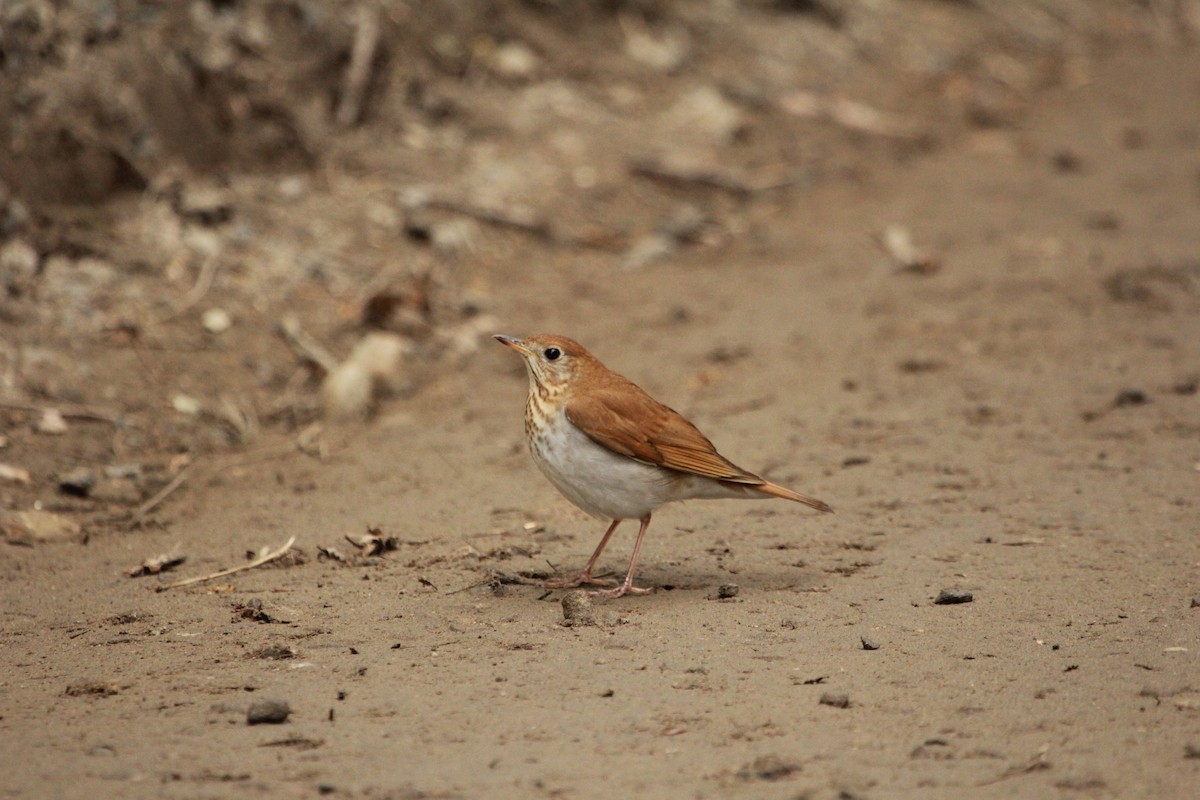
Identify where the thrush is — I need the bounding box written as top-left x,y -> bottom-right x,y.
494,334 -> 832,598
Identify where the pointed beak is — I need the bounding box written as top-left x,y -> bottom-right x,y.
493,334 -> 533,357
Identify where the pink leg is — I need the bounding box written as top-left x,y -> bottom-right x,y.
544,519 -> 622,589
590,513 -> 654,599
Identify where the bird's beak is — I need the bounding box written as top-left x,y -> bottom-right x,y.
493,334 -> 533,357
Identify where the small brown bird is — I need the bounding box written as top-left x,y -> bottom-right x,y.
495,334 -> 832,598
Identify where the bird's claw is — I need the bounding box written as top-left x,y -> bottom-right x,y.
543,573 -> 614,590
588,584 -> 654,599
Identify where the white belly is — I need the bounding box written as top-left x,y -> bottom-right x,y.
528,411 -> 752,520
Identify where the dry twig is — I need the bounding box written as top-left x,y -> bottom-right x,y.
155,536 -> 297,592
130,467 -> 191,526
424,199 -> 554,240
277,315 -> 339,374
157,255 -> 218,323
125,551 -> 186,577
781,91 -> 917,138
335,4 -> 381,127
628,157 -> 799,197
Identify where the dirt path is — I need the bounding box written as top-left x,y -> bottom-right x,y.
3,39 -> 1199,800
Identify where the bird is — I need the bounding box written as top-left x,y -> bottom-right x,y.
494,333 -> 832,598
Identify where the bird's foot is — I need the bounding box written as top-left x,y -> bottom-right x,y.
588,583 -> 653,599
543,572 -> 614,590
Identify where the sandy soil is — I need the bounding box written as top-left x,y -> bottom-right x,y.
2,7 -> 1199,800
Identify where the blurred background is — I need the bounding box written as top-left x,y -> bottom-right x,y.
1,0 -> 1197,523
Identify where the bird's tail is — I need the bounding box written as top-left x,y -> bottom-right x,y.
755,481 -> 833,513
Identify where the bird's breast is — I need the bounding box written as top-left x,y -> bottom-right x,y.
526,403 -> 673,520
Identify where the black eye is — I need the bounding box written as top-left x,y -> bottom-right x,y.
544,347 -> 561,361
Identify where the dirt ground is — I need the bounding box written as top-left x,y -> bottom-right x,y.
2,2 -> 1199,798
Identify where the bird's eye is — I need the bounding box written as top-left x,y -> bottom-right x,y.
544,347 -> 561,361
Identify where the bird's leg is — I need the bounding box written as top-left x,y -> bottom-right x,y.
543,519 -> 622,589
590,513 -> 654,598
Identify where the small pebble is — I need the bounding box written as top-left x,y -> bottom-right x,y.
717,583 -> 739,599
935,588 -> 974,605
490,41 -> 539,80
737,754 -> 800,782
36,408 -> 68,435
247,699 -> 291,725
0,238 -> 38,293
561,591 -> 595,626
1190,598 -> 1199,608
172,394 -> 202,415
202,308 -> 232,334
104,463 -> 143,481
819,692 -> 850,708
861,636 -> 880,651
58,467 -> 96,496
320,361 -> 373,421
0,463 -> 30,484
346,332 -> 409,393
1113,389 -> 1148,407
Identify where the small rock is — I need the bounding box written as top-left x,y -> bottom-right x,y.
1,509 -> 82,544
202,308 -> 232,334
819,692 -> 851,708
174,184 -> 234,225
65,680 -> 119,697
172,394 -> 202,415
623,232 -> 676,270
0,238 -> 39,294
346,332 -> 410,394
430,218 -> 480,254
1114,389 -> 1148,407
247,700 -> 291,725
0,463 -> 31,484
1051,149 -> 1083,173
321,361 -> 373,421
1190,598 -> 1199,608
321,333 -> 413,421
624,26 -> 689,72
861,636 -> 880,651
252,644 -> 297,660
935,588 -> 974,605
1185,743 -> 1200,760
666,85 -> 744,145
104,464 -> 143,481
58,467 -> 97,496
737,754 -> 800,782
561,591 -> 595,626
490,41 -> 539,81
880,223 -> 941,274
660,203 -> 708,243
36,408 -> 68,435
717,583 -> 739,599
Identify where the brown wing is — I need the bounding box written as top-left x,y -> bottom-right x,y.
566,377 -> 833,513
565,384 -> 762,484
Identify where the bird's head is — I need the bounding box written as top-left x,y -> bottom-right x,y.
494,334 -> 590,395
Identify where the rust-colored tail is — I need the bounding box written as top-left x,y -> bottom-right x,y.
755,481 -> 833,513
